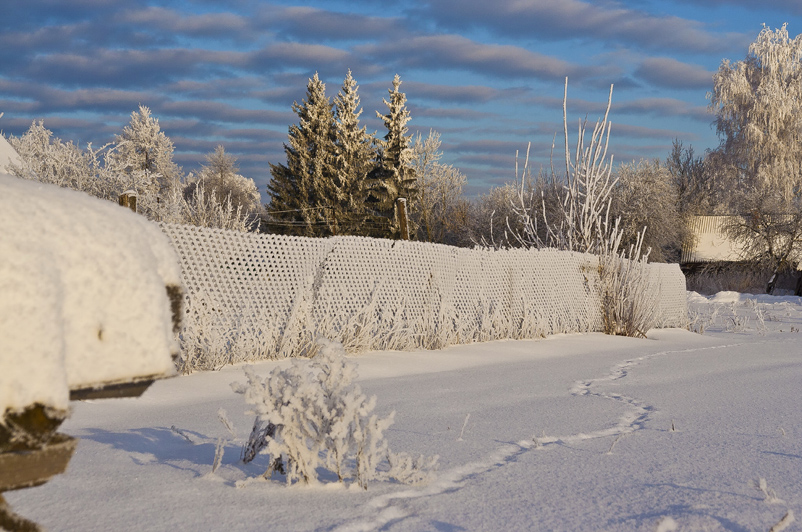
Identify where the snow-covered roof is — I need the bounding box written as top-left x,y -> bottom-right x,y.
0,133 -> 21,174
681,216 -> 747,264
0,174 -> 181,414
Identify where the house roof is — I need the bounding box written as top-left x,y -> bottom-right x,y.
681,215 -> 747,264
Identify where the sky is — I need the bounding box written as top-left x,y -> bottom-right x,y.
2,1 -> 801,199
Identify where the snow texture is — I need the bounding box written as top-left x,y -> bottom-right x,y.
0,133 -> 21,174
161,223 -> 687,366
0,174 -> 180,413
7,291 -> 802,531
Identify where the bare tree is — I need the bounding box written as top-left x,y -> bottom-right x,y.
508,79 -> 622,254
503,79 -> 654,337
724,191 -> 802,293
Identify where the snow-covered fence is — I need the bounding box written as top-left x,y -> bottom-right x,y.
159,223 -> 687,369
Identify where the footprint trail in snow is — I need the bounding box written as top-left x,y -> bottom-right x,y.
333,340 -> 747,531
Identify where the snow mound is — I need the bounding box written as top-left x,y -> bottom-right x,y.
704,290 -> 802,305
0,174 -> 181,414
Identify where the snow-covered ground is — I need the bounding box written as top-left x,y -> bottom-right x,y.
7,292 -> 802,531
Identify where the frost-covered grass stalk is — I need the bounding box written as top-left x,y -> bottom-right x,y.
597,229 -> 656,337
505,78 -> 654,338
232,338 -> 437,488
177,267 -> 556,371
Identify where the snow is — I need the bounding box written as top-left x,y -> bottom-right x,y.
0,174 -> 180,414
0,133 -> 21,174
5,291 -> 802,531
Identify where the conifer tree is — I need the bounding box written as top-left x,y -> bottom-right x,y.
331,70 -> 376,235
108,105 -> 182,220
367,74 -> 417,238
267,73 -> 337,236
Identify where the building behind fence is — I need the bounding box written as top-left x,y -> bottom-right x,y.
159,223 -> 688,371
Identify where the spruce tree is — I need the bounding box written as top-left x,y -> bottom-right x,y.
267,73 -> 337,236
109,105 -> 182,221
331,70 -> 376,235
368,74 -> 417,239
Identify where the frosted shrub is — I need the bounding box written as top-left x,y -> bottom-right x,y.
232,338 -> 437,488
597,230 -> 657,337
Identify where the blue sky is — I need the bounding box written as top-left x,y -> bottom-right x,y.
2,1 -> 801,198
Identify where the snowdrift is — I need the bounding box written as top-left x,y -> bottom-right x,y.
0,174 -> 181,414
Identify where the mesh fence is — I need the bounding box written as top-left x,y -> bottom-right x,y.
160,223 -> 688,368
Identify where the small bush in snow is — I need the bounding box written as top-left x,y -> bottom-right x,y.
596,230 -> 656,338
231,338 -> 437,488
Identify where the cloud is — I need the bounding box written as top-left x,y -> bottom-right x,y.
246,42 -> 359,76
360,34 -> 604,81
614,98 -> 710,122
266,6 -> 408,42
158,100 -> 294,126
22,48 -> 239,88
610,123 -> 701,141
420,0 -> 751,53
672,0 -> 802,16
402,81 -> 529,104
0,80 -> 165,114
116,7 -> 254,40
635,57 -> 715,89
410,106 -> 498,122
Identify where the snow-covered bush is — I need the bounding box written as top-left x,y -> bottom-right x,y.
231,338 -> 437,488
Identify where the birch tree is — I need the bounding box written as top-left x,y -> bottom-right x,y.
709,23 -> 802,203
710,24 -> 802,289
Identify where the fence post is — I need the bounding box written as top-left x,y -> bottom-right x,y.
118,190 -> 137,213
397,197 -> 410,240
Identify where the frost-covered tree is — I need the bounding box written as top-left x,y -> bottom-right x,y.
8,121 -> 124,201
188,145 -> 260,215
709,23 -> 802,203
367,74 -> 417,239
267,73 -> 337,237
410,130 -> 468,245
330,70 -> 376,235
107,105 -> 183,221
610,159 -> 682,263
180,184 -> 257,232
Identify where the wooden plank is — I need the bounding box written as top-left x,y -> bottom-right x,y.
0,434 -> 77,492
